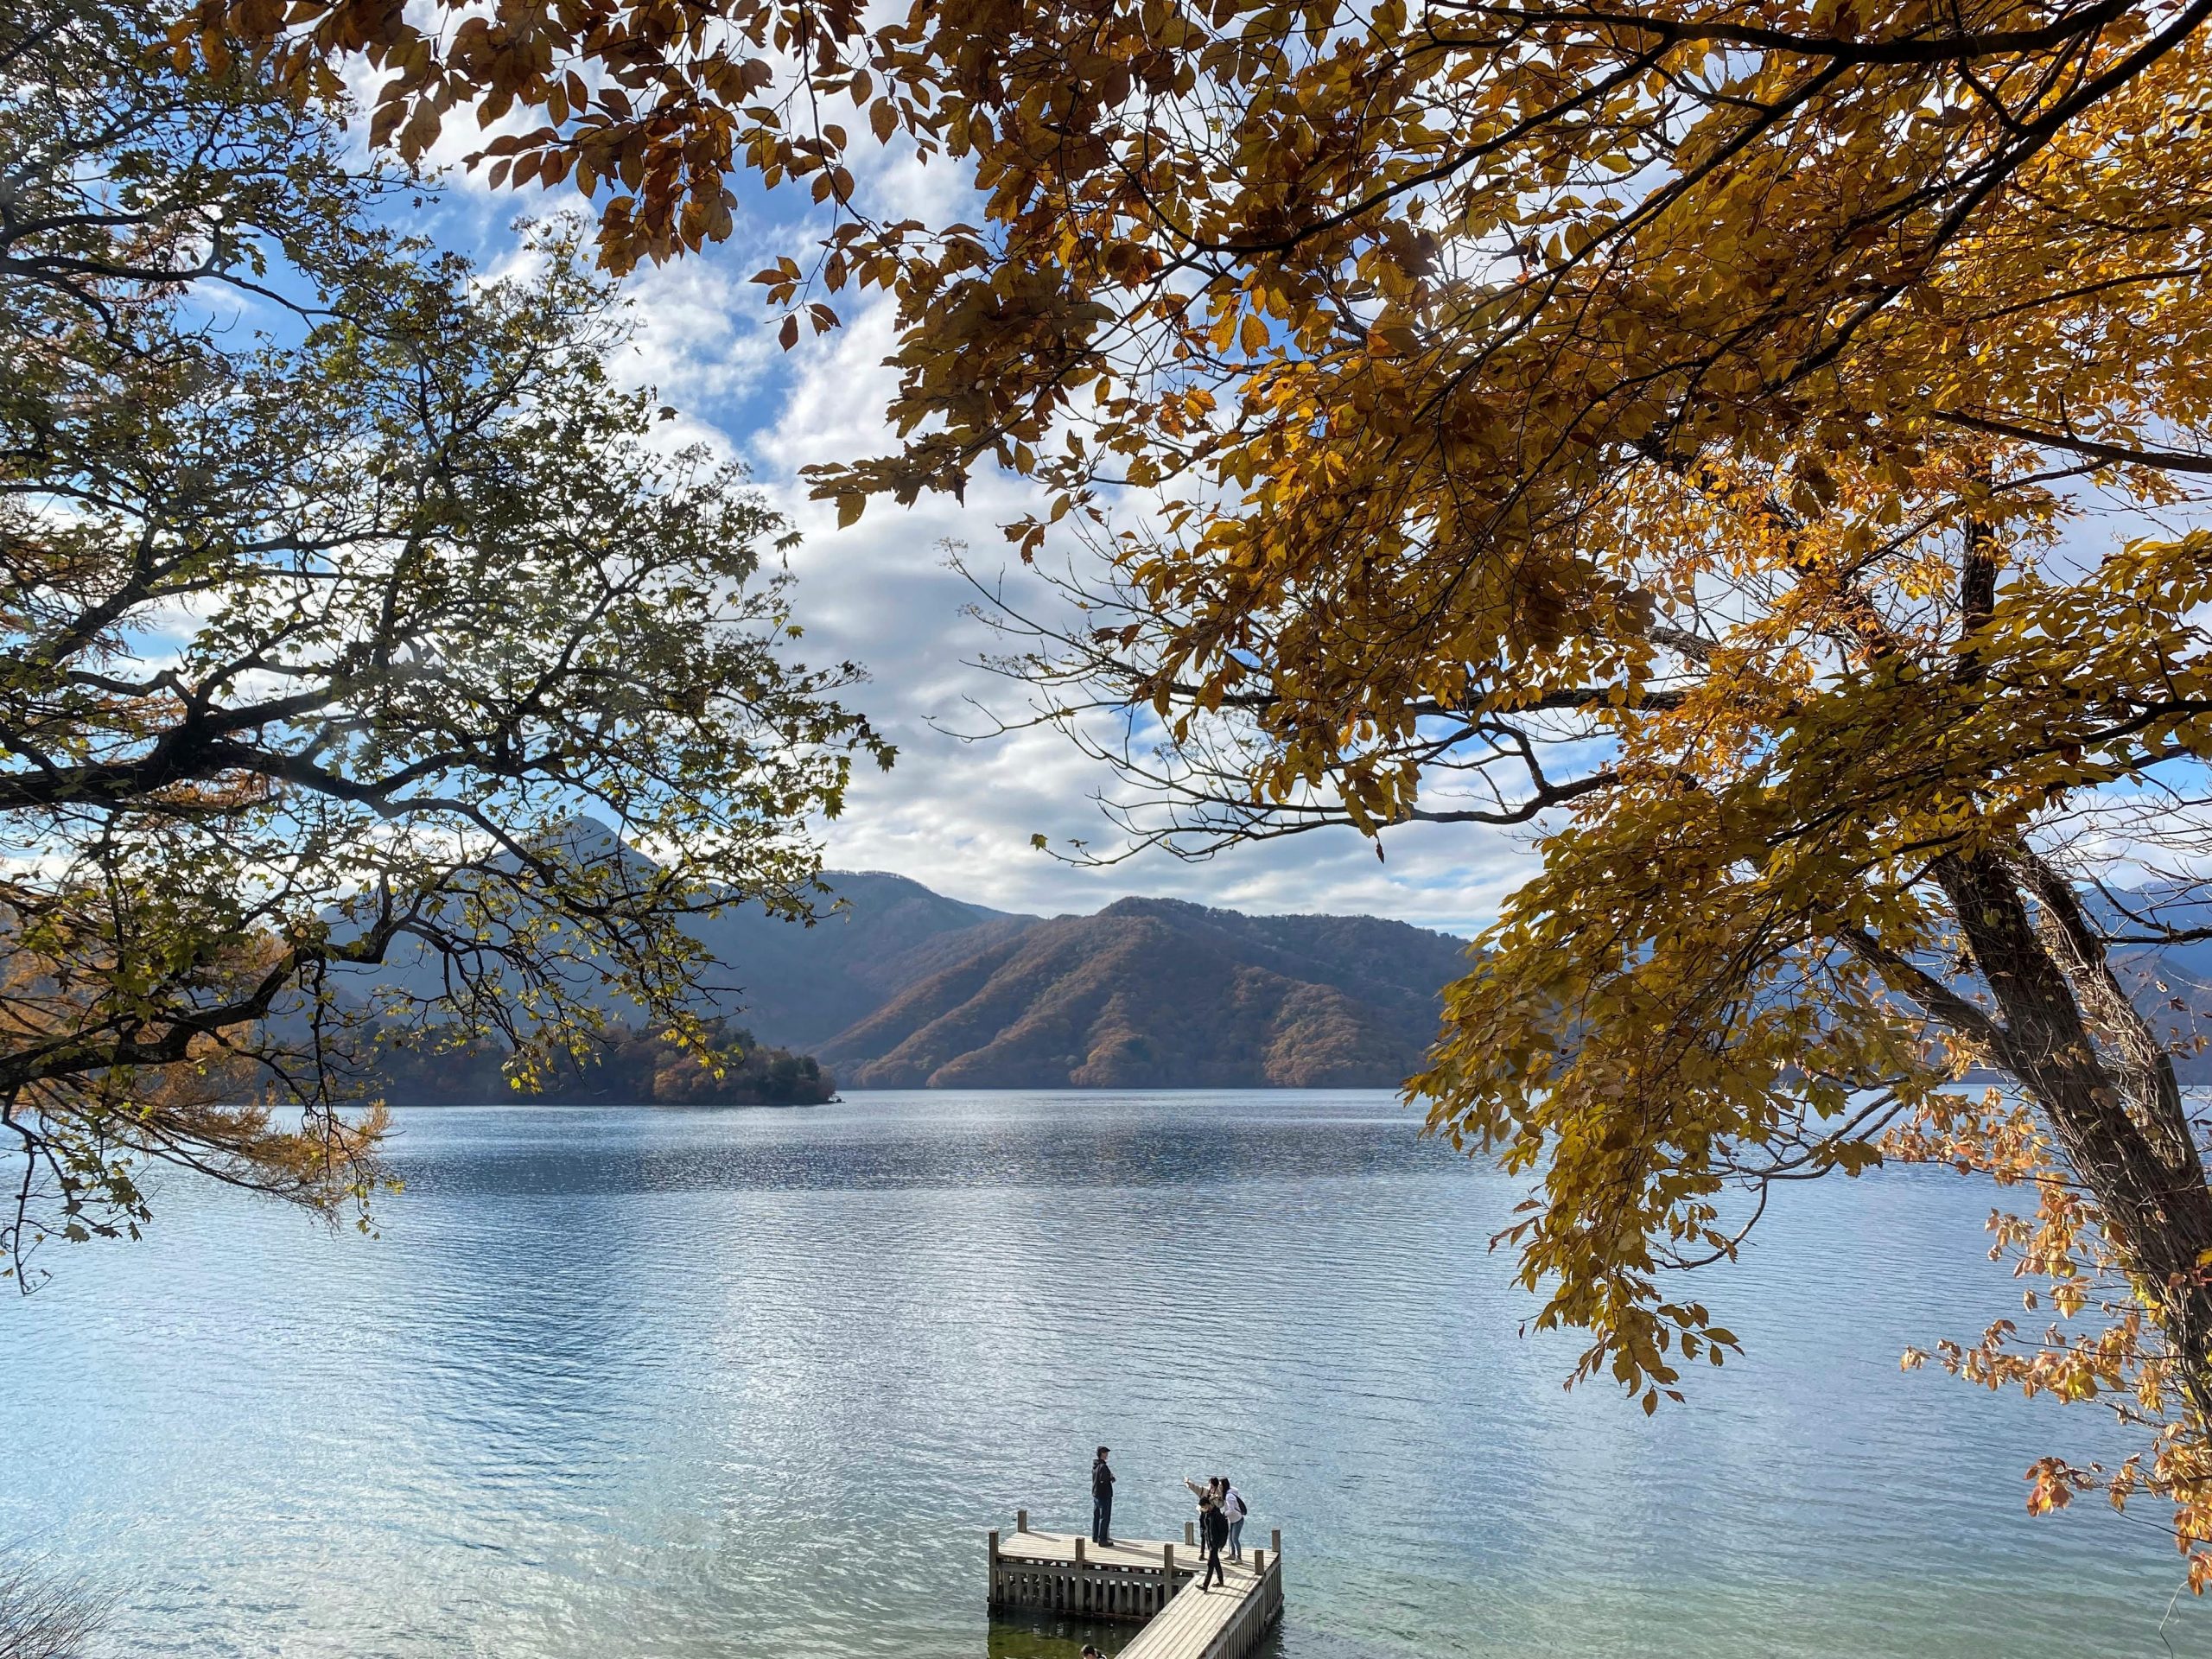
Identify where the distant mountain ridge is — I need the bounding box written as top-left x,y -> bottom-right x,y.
678,868 -> 1033,1049
338,823 -> 1478,1088
338,825 -> 2212,1092
818,895 -> 1473,1088
741,872 -> 2212,1090
686,874 -> 2212,1089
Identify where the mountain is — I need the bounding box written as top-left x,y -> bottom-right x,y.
333,821 -> 1478,1089
331,856 -> 1033,1050
816,896 -> 1472,1089
2100,893 -> 2212,1085
337,823 -> 2212,1094
682,870 -> 1033,1048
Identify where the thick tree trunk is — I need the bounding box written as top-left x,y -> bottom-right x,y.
1932,848 -> 2212,1424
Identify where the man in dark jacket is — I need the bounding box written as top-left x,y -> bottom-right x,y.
1091,1446 -> 1116,1545
1198,1494 -> 1228,1591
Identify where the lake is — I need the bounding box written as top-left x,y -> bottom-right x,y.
2,1091 -> 2203,1657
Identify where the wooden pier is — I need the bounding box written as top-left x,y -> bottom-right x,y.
988,1511 -> 1284,1659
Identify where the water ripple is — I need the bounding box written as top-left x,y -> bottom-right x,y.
0,1091 -> 2202,1658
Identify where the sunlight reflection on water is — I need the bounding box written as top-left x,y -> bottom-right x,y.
2,1091 -> 2202,1658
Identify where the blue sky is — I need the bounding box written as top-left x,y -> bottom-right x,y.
397,126 -> 1540,938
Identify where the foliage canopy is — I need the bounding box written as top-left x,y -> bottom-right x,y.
1,0 -> 885,1281
211,0 -> 2212,1581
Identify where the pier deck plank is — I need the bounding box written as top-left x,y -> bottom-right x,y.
993,1529 -> 1191,1571
990,1527 -> 1279,1659
1120,1566 -> 1264,1659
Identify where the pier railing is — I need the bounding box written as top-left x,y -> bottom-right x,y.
987,1510 -> 1283,1659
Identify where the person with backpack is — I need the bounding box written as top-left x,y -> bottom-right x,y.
1197,1493 -> 1229,1591
1090,1446 -> 1116,1546
1219,1477 -> 1249,1562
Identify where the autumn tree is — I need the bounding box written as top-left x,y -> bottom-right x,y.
215,0 -> 2212,1580
0,0 -> 886,1281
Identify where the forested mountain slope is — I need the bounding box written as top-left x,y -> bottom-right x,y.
816,897 -> 1473,1089
346,822 -> 1479,1088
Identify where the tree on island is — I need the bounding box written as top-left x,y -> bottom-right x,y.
236,0 -> 2212,1580
0,0 -> 887,1284
375,1018 -> 836,1106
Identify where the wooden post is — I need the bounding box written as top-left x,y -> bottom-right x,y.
1074,1536 -> 1086,1567
1254,1547 -> 1265,1575
1017,1509 -> 1028,1533
1184,1519 -> 1195,1547
988,1529 -> 1000,1562
1163,1542 -> 1174,1573
1271,1528 -> 1281,1554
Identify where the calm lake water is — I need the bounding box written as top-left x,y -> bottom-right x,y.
2,1092 -> 2205,1657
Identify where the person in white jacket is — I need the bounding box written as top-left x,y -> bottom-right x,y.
1219,1478 -> 1249,1561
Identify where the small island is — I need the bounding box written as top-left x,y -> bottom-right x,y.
372,1018 -> 836,1107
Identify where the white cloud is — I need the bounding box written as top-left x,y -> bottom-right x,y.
689,283 -> 1536,935
382,123 -> 1545,938
619,256 -> 782,410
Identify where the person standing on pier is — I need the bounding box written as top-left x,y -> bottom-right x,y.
1182,1472 -> 1219,1544
1220,1477 -> 1248,1562
1198,1493 -> 1229,1592
1090,1446 -> 1116,1546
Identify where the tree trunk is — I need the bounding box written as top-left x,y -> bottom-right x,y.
1932,847 -> 2212,1424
